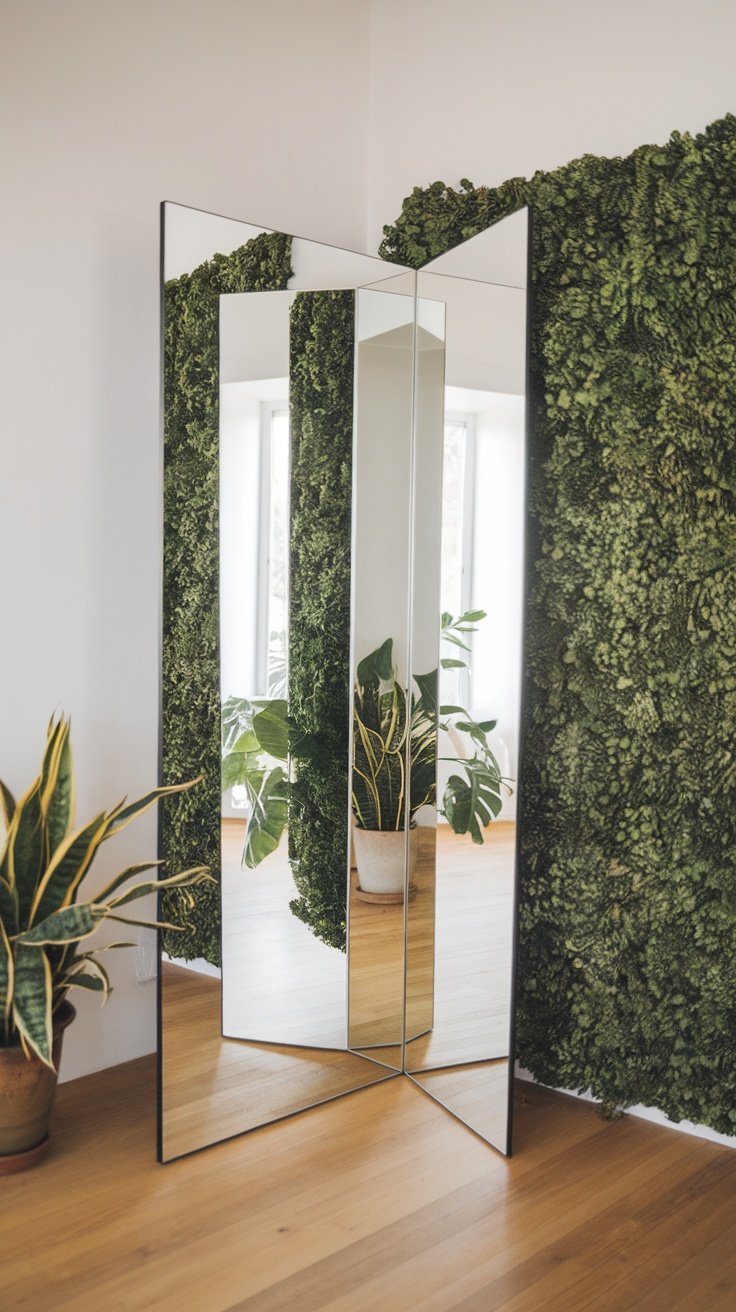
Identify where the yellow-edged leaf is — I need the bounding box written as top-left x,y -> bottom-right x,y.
39,718 -> 65,814
12,944 -> 53,1067
16,902 -> 104,946
0,780 -> 16,832
0,920 -> 13,1032
0,874 -> 18,936
29,811 -> 109,926
64,955 -> 112,1000
102,777 -> 203,841
94,860 -> 165,905
107,866 -> 211,910
8,777 -> 45,926
44,720 -> 75,857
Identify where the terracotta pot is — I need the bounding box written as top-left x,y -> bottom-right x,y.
0,1001 -> 75,1173
353,826 -> 418,896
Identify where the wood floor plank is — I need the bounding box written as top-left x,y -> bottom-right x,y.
0,1060 -> 733,1311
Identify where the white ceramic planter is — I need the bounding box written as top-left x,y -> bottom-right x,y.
353,826 -> 418,896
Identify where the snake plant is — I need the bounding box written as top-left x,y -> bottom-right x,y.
352,628 -> 506,842
0,715 -> 211,1069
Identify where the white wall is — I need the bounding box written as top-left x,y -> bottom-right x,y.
0,0 -> 371,1081
366,0 -> 736,247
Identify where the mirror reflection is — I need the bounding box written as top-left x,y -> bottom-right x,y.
160,201 -> 527,1163
405,216 -> 528,1153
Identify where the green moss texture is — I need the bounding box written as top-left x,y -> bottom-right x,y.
381,115 -> 736,1133
162,230 -> 293,964
287,291 -> 355,951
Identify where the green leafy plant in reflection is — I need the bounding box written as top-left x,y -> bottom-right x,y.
221,697 -> 289,869
353,613 -> 508,844
439,609 -> 509,842
351,639 -> 435,832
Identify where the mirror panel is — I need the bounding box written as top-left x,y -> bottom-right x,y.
405,211 -> 528,1153
160,203 -> 414,1161
160,201 -> 527,1163
347,280 -> 417,1065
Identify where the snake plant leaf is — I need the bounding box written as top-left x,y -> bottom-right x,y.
106,913 -> 189,932
8,778 -> 45,926
413,670 -> 438,716
44,720 -> 74,856
357,638 -> 394,689
39,718 -> 65,811
29,810 -> 109,926
12,943 -> 53,1067
17,902 -> 103,945
0,780 -> 16,831
93,860 -> 165,904
0,921 -> 13,1031
0,875 -> 17,936
62,971 -> 106,995
106,865 -> 212,909
243,767 -> 288,869
441,658 -> 467,669
252,699 -> 288,760
64,954 -> 112,998
104,776 -> 203,840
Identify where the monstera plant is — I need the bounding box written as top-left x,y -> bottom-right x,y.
221,696 -> 289,868
0,714 -> 211,1171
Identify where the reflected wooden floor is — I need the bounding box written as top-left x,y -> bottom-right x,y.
161,964 -> 394,1161
405,821 -> 515,1071
221,823 -> 346,1049
411,1060 -> 510,1149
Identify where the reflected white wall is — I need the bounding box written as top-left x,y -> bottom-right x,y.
470,394 -> 525,816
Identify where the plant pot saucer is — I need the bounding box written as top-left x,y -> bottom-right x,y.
0,1135 -> 50,1175
356,883 -> 418,905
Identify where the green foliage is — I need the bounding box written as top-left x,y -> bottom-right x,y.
352,639 -> 436,833
287,291 -> 355,952
0,716 -> 210,1067
352,635 -> 503,842
162,230 -> 293,963
221,696 -> 288,869
381,115 -> 736,1134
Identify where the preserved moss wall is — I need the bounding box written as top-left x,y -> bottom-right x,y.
381,115 -> 736,1132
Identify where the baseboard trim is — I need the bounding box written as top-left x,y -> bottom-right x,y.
515,1064 -> 736,1149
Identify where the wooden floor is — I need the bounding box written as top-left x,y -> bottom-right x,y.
3,1059 -> 736,1311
